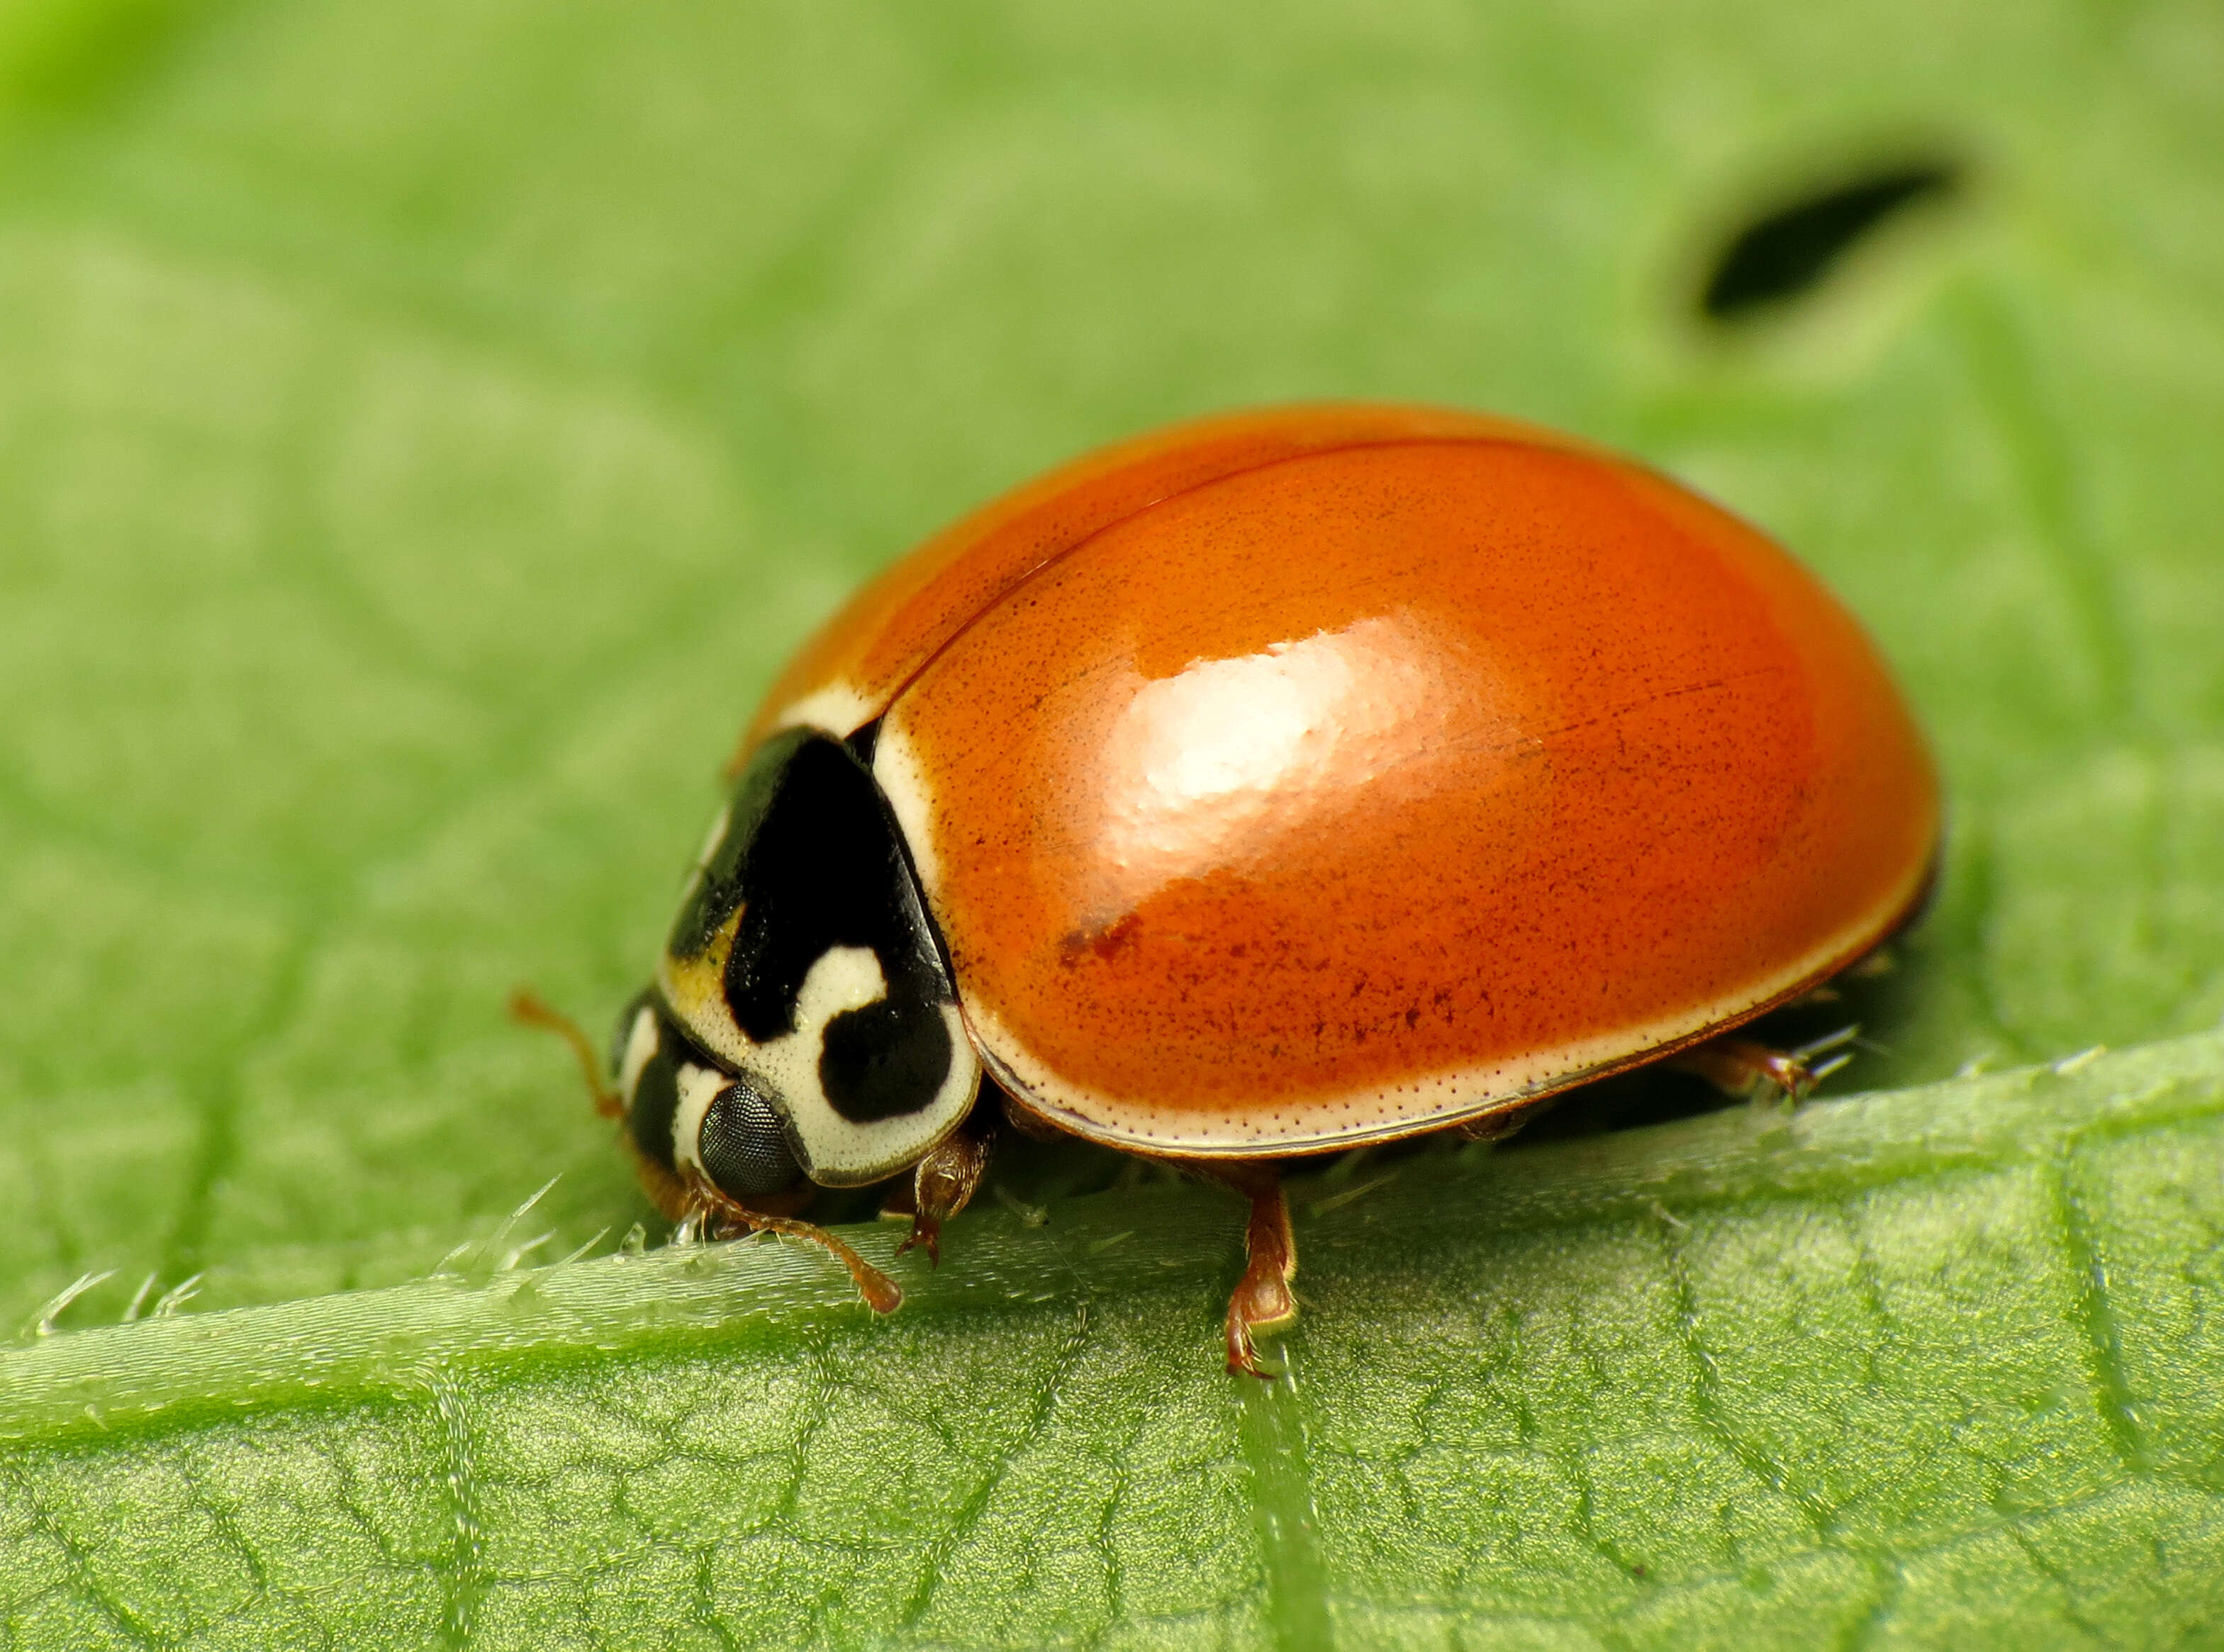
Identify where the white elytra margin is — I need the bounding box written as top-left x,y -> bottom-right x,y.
768,682 -> 878,744
866,718 -> 945,895
962,860 -> 1936,1159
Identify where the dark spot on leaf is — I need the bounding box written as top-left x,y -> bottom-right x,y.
1700,160 -> 1959,322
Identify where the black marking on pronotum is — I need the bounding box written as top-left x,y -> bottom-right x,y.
699,1077 -> 803,1198
720,735 -> 951,1044
1701,161 -> 1958,323
666,727 -> 815,960
820,996 -> 955,1123
679,730 -> 959,1125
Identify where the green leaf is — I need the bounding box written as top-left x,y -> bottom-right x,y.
7,1041 -> 2224,1647
0,0 -> 2218,1644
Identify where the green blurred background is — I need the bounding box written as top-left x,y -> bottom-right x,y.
0,0 -> 2220,1645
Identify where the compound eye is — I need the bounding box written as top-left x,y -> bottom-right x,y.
698,1078 -> 803,1200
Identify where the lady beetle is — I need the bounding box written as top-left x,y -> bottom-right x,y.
522,403 -> 1938,1375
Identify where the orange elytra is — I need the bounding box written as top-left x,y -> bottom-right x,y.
544,402 -> 1939,1376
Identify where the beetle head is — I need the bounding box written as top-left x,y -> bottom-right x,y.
619,728 -> 979,1198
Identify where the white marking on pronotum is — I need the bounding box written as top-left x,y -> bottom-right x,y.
735,946 -> 980,1187
798,944 -> 893,1024
688,947 -> 889,1179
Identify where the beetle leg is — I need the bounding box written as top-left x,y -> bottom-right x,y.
1226,1167 -> 1298,1379
1455,1103 -> 1541,1144
1168,1159 -> 1297,1378
510,988 -> 623,1120
998,1085 -> 1066,1142
678,1165 -> 904,1315
1668,1023 -> 1860,1106
898,1120 -> 995,1266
